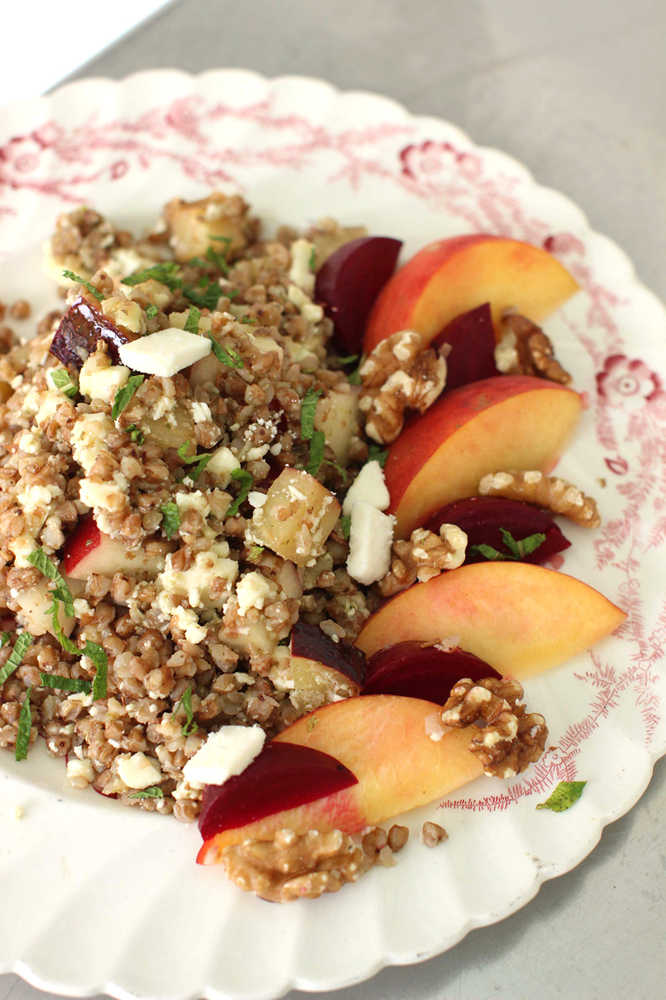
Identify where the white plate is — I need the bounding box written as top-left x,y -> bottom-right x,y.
0,70 -> 664,1000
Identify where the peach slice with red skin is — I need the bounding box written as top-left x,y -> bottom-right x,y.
197,695 -> 482,860
385,375 -> 582,538
355,562 -> 626,679
363,234 -> 579,354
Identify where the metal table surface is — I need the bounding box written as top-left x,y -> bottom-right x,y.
2,1 -> 664,998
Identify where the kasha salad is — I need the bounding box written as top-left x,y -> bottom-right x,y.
0,193 -> 624,902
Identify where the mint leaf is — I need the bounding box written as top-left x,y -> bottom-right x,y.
306,429 -> 326,477
469,543 -> 504,561
247,544 -> 265,561
127,424 -> 144,445
499,527 -> 522,558
174,684 -> 198,736
40,673 -> 91,694
61,269 -> 103,301
130,786 -> 164,799
0,632 -> 33,686
160,501 -> 180,540
515,531 -> 547,558
226,468 -> 253,518
367,444 -> 388,468
183,280 -> 222,311
339,515 -> 351,540
48,598 -> 80,656
334,354 -> 359,366
300,387 -> 322,441
308,246 -> 316,272
184,306 -> 201,334
208,334 -> 244,368
537,781 -> 587,813
112,374 -> 144,421
27,549 -> 74,616
15,687 -> 32,761
205,244 -> 229,276
176,442 -> 213,482
0,632 -> 10,649
85,642 -> 108,700
49,368 -> 78,398
121,262 -> 182,290
145,304 -> 159,318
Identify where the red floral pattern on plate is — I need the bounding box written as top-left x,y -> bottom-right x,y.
0,79 -> 664,819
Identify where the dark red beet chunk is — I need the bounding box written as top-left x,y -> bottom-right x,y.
315,236 -> 402,354
426,496 -> 571,564
291,621 -> 366,687
50,297 -> 135,369
431,303 -> 498,389
362,641 -> 500,702
198,742 -> 358,841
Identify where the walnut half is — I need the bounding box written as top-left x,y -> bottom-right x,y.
359,330 -> 447,443
378,524 -> 467,597
495,311 -> 571,385
440,677 -> 548,778
478,470 -> 601,528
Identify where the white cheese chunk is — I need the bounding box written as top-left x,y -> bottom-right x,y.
346,502 -> 395,586
66,758 -> 94,784
118,329 -> 211,377
235,571 -> 278,615
342,460 -> 390,516
183,725 -> 265,788
157,543 -> 237,609
79,353 -> 130,404
206,445 -> 240,486
288,238 -> 316,295
191,400 -> 213,424
117,752 -> 163,790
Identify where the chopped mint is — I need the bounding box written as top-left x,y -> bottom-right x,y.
49,368 -> 78,398
0,632 -> 33,686
121,262 -> 182,291
130,786 -> 164,799
184,306 -> 201,334
367,444 -> 388,468
470,529 -> 547,562
300,387 -> 322,442
14,687 -> 32,761
61,269 -> 103,301
537,781 -> 587,813
339,515 -> 351,540
112,375 -> 144,421
306,429 -> 326,477
40,673 -> 92,694
208,334 -> 244,368
160,501 -> 181,540
145,304 -> 159,318
226,468 -> 253,518
175,684 -> 198,736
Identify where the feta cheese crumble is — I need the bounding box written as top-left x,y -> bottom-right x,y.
117,752 -> 163,790
346,501 -> 395,586
342,460 -> 390,516
183,725 -> 265,788
118,329 -> 211,376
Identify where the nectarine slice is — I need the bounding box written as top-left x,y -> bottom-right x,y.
364,234 -> 579,354
385,375 -> 581,537
198,695 -> 482,858
355,562 -> 626,678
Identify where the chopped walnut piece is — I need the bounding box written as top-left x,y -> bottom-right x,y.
478,470 -> 601,528
495,311 -> 571,385
378,523 -> 467,597
441,677 -> 548,778
220,827 -> 375,902
422,822 -> 448,847
387,824 -> 409,852
359,330 -> 447,443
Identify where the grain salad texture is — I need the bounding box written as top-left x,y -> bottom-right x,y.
0,195 -> 375,820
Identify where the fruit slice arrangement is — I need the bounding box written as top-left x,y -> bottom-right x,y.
197,233 -> 626,894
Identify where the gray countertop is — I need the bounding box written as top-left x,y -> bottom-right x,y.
2,1 -> 665,998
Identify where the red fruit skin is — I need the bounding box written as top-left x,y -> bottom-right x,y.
315,237 -> 402,354
197,742 -> 358,845
362,641 -> 500,701
50,297 -> 135,369
426,496 -> 571,564
290,621 -> 366,687
62,514 -> 101,575
431,303 -> 498,389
